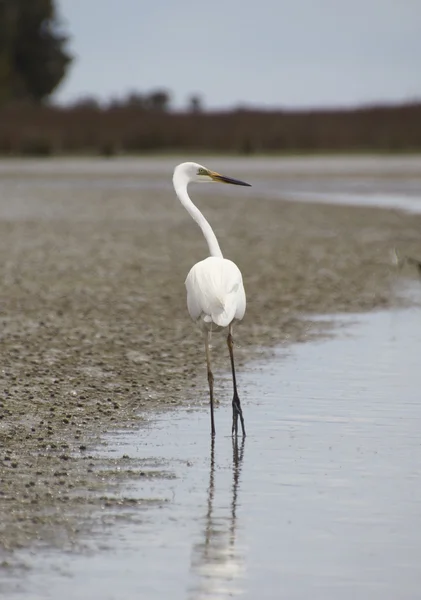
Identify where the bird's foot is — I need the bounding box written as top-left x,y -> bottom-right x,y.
232,392 -> 246,438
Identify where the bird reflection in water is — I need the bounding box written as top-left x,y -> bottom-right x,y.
189,437 -> 246,599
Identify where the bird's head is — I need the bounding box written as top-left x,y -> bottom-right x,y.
173,162 -> 251,187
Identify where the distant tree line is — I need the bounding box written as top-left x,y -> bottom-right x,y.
1,100 -> 420,156
72,90 -> 203,114
0,0 -> 420,156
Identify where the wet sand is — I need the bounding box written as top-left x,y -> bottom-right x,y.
0,158 -> 420,563
11,307 -> 419,600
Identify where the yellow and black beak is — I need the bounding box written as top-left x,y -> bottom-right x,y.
209,170 -> 251,187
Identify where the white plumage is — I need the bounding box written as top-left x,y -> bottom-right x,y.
172,161 -> 251,437
186,257 -> 246,329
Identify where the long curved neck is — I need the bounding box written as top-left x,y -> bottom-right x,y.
173,177 -> 223,259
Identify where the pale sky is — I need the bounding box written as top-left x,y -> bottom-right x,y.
55,0 -> 421,110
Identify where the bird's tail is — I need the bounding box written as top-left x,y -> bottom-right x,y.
211,293 -> 237,328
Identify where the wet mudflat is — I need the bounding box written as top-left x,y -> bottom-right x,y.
0,156 -> 421,587
4,305 -> 421,599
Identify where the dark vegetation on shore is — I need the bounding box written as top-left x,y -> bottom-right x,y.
1,1 -> 420,157
1,100 -> 421,157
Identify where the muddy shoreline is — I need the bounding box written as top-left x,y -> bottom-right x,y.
0,163 -> 420,566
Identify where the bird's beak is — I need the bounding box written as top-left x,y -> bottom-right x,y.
209,170 -> 251,187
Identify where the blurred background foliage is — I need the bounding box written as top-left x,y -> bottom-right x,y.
0,0 -> 420,156
0,0 -> 71,104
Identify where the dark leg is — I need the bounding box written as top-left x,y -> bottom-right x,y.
205,331 -> 216,437
227,324 -> 246,437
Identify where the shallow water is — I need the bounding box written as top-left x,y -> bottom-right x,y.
1,155 -> 421,215
5,305 -> 421,600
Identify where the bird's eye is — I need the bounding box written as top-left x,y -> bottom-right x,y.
197,168 -> 206,175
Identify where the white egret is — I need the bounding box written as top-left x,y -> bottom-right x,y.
173,162 -> 251,437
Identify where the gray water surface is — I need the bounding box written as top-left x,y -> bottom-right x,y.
2,156 -> 421,215
6,306 -> 421,600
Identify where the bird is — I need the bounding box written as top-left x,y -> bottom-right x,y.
392,247 -> 421,275
172,162 -> 251,438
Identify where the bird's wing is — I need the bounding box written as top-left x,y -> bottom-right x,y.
185,257 -> 246,327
